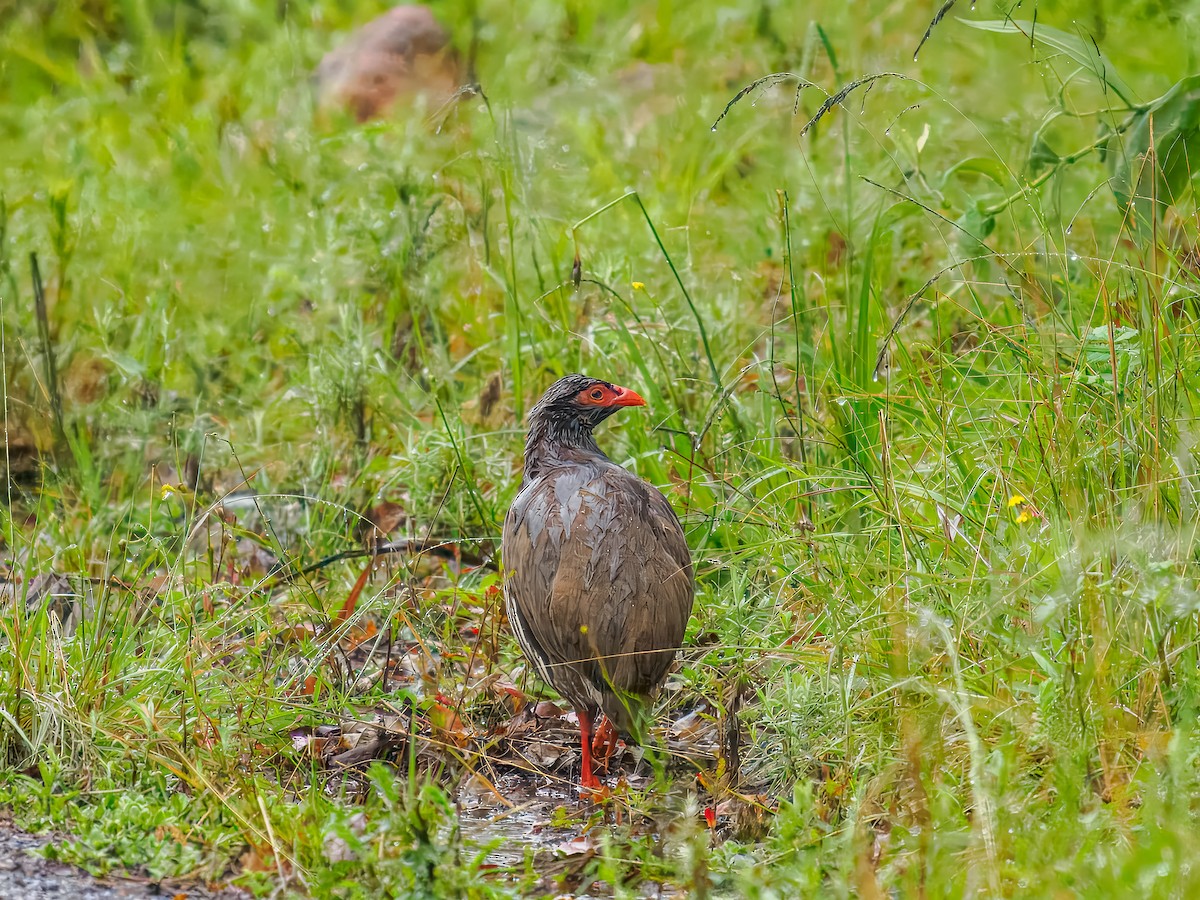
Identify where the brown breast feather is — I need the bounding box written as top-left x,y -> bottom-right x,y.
502,462 -> 693,732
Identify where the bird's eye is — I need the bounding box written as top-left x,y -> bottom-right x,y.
590,388 -> 604,400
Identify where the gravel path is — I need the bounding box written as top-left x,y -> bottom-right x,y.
0,816 -> 248,900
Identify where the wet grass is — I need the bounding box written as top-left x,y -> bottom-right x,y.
4,0 -> 1200,896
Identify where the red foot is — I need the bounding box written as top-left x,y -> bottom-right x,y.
577,709 -> 601,792
590,717 -> 620,772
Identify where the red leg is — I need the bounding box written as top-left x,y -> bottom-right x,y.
590,717 -> 619,772
577,708 -> 599,791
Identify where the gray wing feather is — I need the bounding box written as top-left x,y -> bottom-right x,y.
501,464 -> 694,726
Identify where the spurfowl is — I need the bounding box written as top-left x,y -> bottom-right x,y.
502,375 -> 694,791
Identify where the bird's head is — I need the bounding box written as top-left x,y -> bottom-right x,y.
529,374 -> 646,435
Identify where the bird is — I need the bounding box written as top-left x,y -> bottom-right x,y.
501,374 -> 694,792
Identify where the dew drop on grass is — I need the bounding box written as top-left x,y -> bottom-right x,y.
710,125 -> 717,133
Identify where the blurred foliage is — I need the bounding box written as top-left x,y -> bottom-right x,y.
3,0 -> 1200,897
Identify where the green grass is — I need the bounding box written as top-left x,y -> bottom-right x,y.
4,0 -> 1200,896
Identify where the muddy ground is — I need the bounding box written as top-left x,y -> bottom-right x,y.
0,815 -> 247,900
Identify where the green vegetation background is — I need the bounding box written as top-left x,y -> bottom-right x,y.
3,0 -> 1200,897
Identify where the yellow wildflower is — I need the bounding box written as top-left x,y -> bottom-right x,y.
631,281 -> 645,291
161,483 -> 195,503
1007,495 -> 1025,508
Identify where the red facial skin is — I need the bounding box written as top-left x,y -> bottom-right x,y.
575,383 -> 647,408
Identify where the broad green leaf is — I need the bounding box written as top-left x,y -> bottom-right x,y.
956,200 -> 995,257
961,18 -> 1135,107
1028,137 -> 1060,176
1070,325 -> 1143,392
1109,74 -> 1200,226
942,156 -> 1013,189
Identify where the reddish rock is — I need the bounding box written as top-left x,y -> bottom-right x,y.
315,5 -> 461,122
